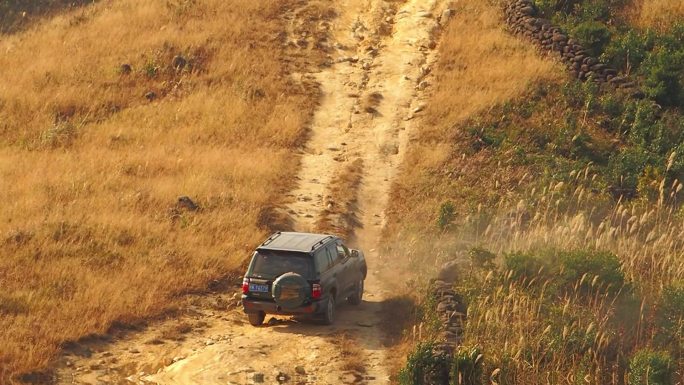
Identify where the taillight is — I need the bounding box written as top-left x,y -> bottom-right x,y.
242,278 -> 249,294
312,283 -> 322,299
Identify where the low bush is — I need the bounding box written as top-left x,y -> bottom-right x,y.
399,343 -> 484,385
629,349 -> 673,385
557,250 -> 624,294
438,201 -> 457,231
641,49 -> 684,108
571,20 -> 611,57
504,250 -> 624,294
451,346 -> 484,385
602,29 -> 654,74
398,342 -> 449,385
469,247 -> 496,269
504,252 -> 544,281
657,282 -> 684,348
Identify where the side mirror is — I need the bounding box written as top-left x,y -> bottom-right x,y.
351,249 -> 359,258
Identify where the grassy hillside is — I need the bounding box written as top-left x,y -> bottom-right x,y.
390,0 -> 684,383
0,0 -> 324,381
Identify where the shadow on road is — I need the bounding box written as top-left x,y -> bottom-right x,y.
265,294 -> 418,351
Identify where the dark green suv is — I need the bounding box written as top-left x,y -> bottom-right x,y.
241,232 -> 367,326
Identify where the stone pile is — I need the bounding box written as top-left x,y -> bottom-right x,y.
431,261 -> 467,357
504,0 -> 635,89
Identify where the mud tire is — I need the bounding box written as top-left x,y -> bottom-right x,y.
347,279 -> 363,305
322,295 -> 335,325
248,311 -> 265,326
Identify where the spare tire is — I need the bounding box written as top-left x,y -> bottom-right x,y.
272,272 -> 309,310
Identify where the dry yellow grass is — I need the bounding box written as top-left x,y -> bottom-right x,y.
0,0 -> 323,381
385,0 -> 560,247
626,0 -> 684,31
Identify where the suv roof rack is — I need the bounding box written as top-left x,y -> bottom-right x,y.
311,235 -> 334,251
260,231 -> 282,247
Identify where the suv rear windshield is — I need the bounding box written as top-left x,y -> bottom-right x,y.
249,250 -> 313,279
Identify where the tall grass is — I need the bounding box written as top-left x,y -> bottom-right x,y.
386,0 -> 684,383
626,0 -> 684,31
0,0 -> 320,381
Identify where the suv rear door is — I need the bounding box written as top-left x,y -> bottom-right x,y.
246,250 -> 314,301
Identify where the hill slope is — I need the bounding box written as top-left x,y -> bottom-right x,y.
0,0 -> 319,380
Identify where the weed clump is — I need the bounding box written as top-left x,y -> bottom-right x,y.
629,349 -> 673,385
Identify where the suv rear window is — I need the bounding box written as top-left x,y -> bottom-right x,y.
250,250 -> 313,279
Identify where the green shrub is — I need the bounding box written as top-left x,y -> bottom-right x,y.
533,0 -> 580,16
657,282 -> 684,347
557,250 -> 624,294
599,93 -> 624,119
451,346 -> 484,385
571,21 -> 611,57
469,247 -> 496,269
602,29 -> 654,73
399,342 -> 449,385
561,80 -> 586,108
606,147 -> 653,198
641,48 -> 684,108
504,253 -> 544,281
629,349 -> 673,385
437,201 -> 456,231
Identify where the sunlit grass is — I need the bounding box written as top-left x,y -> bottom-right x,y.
0,0 -> 318,380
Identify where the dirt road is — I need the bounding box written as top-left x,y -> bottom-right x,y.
55,0 -> 448,383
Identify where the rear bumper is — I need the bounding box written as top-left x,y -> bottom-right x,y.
242,296 -> 325,316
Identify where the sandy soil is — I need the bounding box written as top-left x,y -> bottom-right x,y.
54,0 -> 449,383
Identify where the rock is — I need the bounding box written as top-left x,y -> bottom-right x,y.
437,260 -> 459,283
439,9 -> 454,25
632,90 -> 646,99
275,372 -> 290,383
295,366 -> 306,375
205,339 -> 215,346
437,301 -> 455,312
520,6 -> 535,15
177,196 -> 199,211
120,63 -> 132,75
172,55 -> 187,70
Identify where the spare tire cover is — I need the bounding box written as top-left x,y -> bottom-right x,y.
272,272 -> 309,310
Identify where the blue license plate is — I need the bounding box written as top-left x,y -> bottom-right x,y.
249,283 -> 269,293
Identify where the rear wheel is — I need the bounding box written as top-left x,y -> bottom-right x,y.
347,279 -> 363,305
322,295 -> 335,325
248,311 -> 265,326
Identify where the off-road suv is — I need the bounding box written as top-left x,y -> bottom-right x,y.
241,232 -> 367,326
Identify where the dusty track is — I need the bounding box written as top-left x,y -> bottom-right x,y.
55,0 -> 448,383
